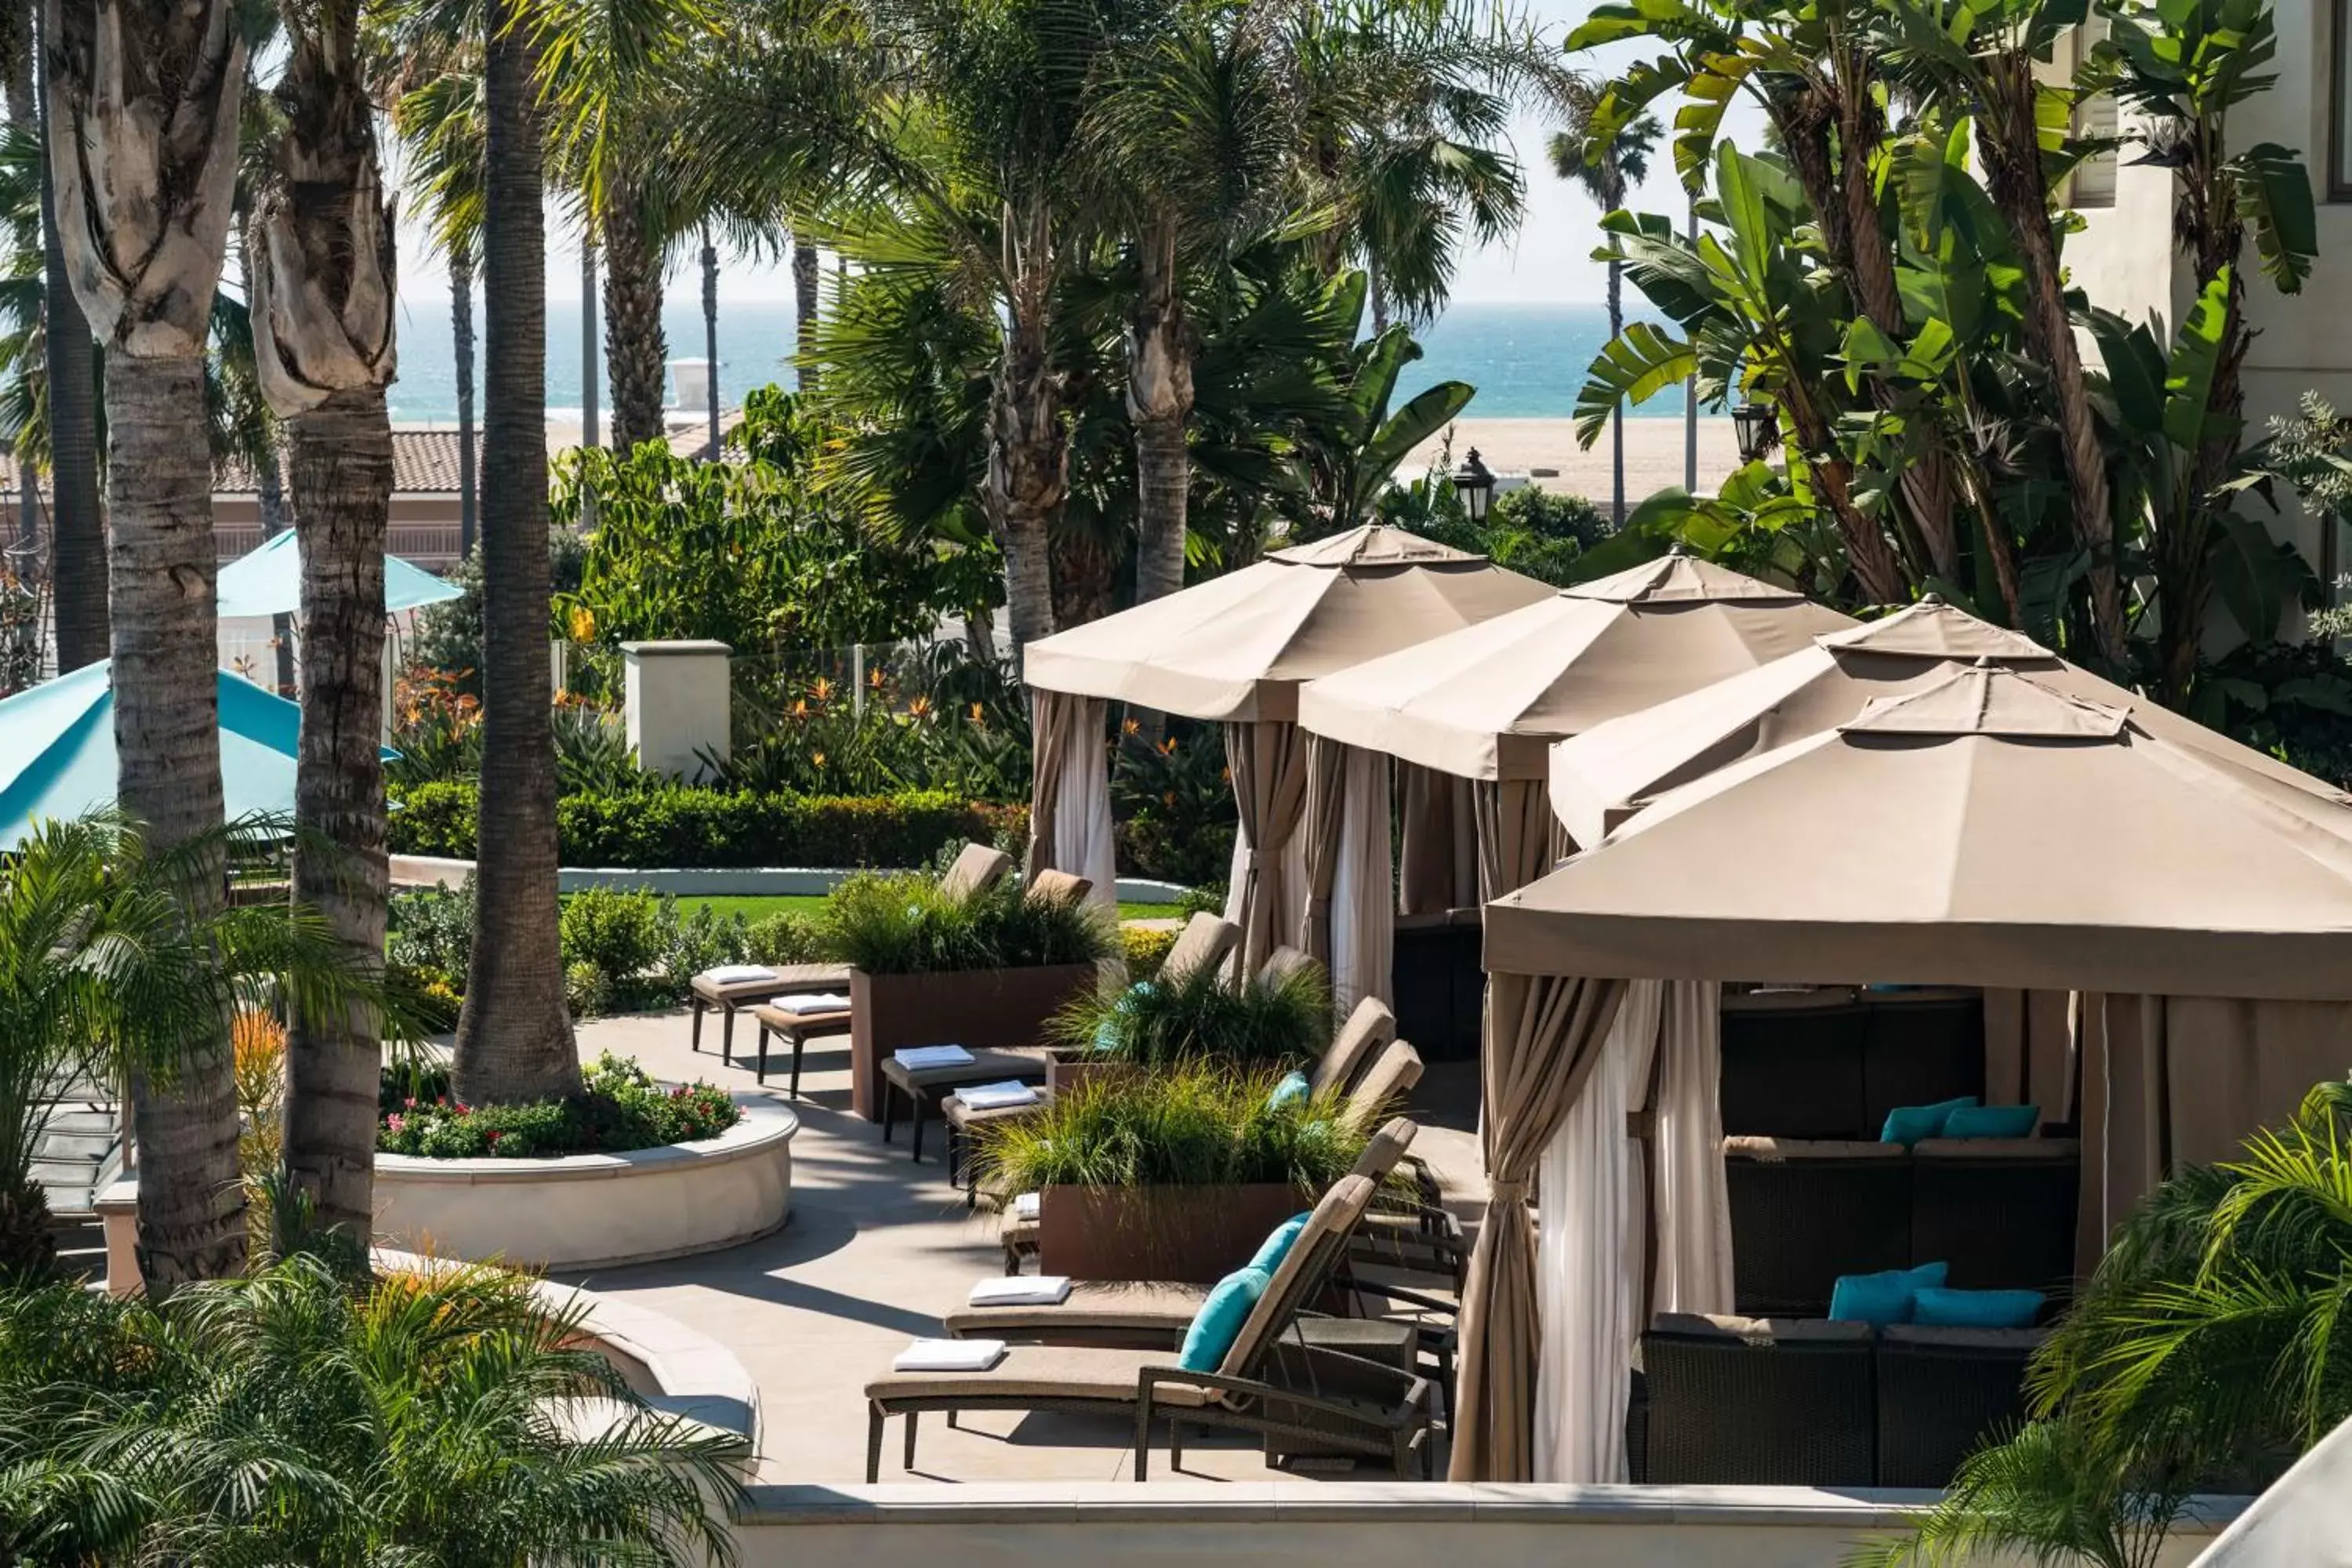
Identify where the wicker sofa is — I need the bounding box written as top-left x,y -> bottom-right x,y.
1725,1134 -> 2082,1316
1719,986 -> 1987,1141
1632,1312 -> 2044,1488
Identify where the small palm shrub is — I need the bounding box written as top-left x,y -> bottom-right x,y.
822,870 -> 1114,975
1052,958 -> 1330,1069
975,1065 -> 1365,1193
0,1254 -> 742,1565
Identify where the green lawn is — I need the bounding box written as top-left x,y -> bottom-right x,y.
575,892 -> 1185,924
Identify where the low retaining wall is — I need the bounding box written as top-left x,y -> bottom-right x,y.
390,854 -> 1189,906
372,1098 -> 798,1270
731,1483 -> 2239,1568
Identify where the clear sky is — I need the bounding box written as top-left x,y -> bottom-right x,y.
396,0 -> 1747,308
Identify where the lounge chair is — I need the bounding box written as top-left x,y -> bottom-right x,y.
1310,996 -> 1396,1098
1157,912 -> 1240,983
1025,869 -> 1091,906
1338,1037 -> 1423,1132
944,1119 -> 1420,1346
688,960 -> 851,1065
938,841 -> 1015,900
747,995 -> 855,1094
864,1172 -> 1435,1481
1258,943 -> 1316,985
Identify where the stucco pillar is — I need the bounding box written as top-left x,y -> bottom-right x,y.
622,640 -> 732,782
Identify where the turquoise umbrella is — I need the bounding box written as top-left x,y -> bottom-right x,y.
215,531 -> 463,619
0,662 -> 397,850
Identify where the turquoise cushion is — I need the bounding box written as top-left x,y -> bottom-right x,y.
1266,1070 -> 1311,1109
1178,1266 -> 1270,1372
1094,982 -> 1157,1051
1912,1287 -> 2045,1329
1881,1096 -> 1980,1146
1249,1213 -> 1312,1273
1828,1261 -> 1951,1326
1941,1103 -> 2040,1139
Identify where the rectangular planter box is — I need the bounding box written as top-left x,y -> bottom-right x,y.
1044,1058 -> 1141,1098
1040,1182 -> 1312,1284
849,962 -> 1098,1120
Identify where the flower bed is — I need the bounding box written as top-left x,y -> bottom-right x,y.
379,1054 -> 742,1160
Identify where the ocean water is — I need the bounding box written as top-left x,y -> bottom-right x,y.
381,295 -> 1689,426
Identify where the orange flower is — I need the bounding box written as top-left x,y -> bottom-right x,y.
1122,718 -> 1141,735
1157,738 -> 1178,757
811,676 -> 836,702
811,752 -> 827,768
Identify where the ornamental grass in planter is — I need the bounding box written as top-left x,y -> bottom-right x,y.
828,871 -> 1114,1117
1049,959 -> 1330,1073
975,1066 -> 1368,1283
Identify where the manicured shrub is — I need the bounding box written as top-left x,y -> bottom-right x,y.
1054,959 -> 1330,1070
379,1054 -> 742,1159
975,1065 -> 1364,1192
1120,924 -> 1178,979
744,910 -> 826,965
821,870 -> 1115,974
558,887 -> 667,982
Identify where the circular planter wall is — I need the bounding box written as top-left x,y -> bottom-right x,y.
374,1098 -> 797,1270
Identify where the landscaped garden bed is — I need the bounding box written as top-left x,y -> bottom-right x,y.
378,1054 -> 742,1160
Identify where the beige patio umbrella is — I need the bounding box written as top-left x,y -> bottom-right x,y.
1022,524 -> 1551,972
1454,662 -> 2352,1485
1548,595 -> 2349,844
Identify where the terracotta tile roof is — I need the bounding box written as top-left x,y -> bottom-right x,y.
211,429 -> 476,495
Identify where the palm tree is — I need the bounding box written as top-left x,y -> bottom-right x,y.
0,814 -> 387,1283
793,235 -> 820,387
32,2 -> 101,673
0,1252 -> 746,1564
460,0 -> 580,1108
45,0 -> 252,1286
601,178 -> 671,449
1088,2 -> 1296,610
248,0 -> 401,1248
1548,78 -> 1659,525
1300,280 -> 1475,533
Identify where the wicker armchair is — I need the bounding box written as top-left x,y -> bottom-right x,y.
1911,1137 -> 2082,1298
1875,1324 -> 2044,1487
1719,989 -> 1870,1138
1725,1137 -> 1913,1316
1639,1313 -> 1877,1486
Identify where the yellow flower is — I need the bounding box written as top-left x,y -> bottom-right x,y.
811,752 -> 827,768
568,605 -> 597,643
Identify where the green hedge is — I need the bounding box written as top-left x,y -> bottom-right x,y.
389,781 -> 1028,869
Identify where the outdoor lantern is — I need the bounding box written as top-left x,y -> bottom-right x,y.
1453,447 -> 1496,522
1732,401 -> 1780,465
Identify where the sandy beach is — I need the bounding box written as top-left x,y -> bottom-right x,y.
1406,416 -> 1740,514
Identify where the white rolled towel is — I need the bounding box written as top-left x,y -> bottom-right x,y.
702,964 -> 780,985
956,1080 -> 1038,1110
771,993 -> 851,1014
1012,1192 -> 1041,1221
893,1338 -> 1007,1373
967,1276 -> 1072,1306
892,1044 -> 975,1069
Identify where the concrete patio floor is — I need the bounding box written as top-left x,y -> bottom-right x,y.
560,1007 -> 1484,1486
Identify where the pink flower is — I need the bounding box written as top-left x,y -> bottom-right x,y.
387,1114 -> 405,1133
404,1098 -> 417,1110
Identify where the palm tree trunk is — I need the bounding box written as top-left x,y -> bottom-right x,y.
2,0 -> 28,121
37,6 -> 103,673
256,448 -> 298,694
456,0 -> 580,1107
600,182 -> 667,452
248,0 -> 399,1244
988,253 -> 1063,655
108,349 -> 246,1287
1127,219 -> 1190,608
452,249 -> 478,557
702,226 -> 720,459
282,387 -> 390,1239
1980,60 -> 2124,663
1607,256 -> 1624,523
792,238 -> 820,390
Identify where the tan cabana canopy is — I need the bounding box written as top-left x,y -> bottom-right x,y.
1453,662 -> 2352,1485
1297,552 -> 1857,781
1548,595 -> 2348,844
1022,524 -> 1549,977
1023,523 -> 1553,723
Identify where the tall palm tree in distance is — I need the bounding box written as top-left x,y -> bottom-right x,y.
45,0 -> 251,1286
793,235 -> 821,387
32,2 -> 100,671
1548,74 -> 1659,523
249,0 -> 401,1248
457,0 -> 580,1107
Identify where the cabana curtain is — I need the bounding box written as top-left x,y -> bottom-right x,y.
1023,690 -> 1116,909
1222,720 -> 1311,973
1398,764 -> 1479,916
1302,735 -> 1394,1012
1450,971 -> 1629,1483
1473,779 -> 1569,904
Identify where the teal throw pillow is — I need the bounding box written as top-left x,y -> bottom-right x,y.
1094,981 -> 1157,1051
1178,1266 -> 1270,1372
1911,1287 -> 2045,1329
1267,1070 -> 1311,1109
1249,1213 -> 1312,1274
1881,1096 -> 1980,1146
1940,1103 -> 2040,1139
1828,1261 -> 1951,1327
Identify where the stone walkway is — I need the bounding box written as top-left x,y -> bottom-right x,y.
563,1007 -> 1483,1485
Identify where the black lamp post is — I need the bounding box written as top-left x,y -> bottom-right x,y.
1732,401 -> 1780,465
1453,447 -> 1496,522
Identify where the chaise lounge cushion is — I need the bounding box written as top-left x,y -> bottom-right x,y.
867,1345 -> 1214,1405
942,1280 -> 1207,1340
